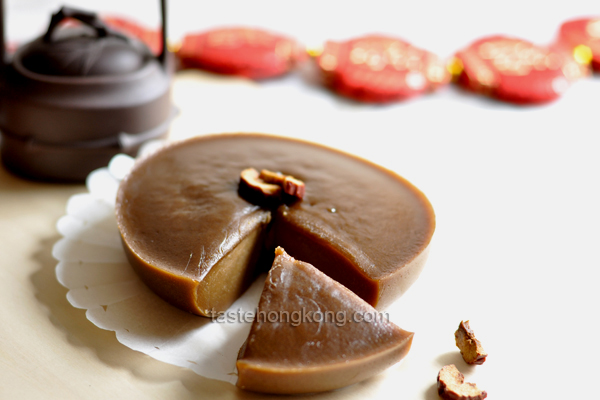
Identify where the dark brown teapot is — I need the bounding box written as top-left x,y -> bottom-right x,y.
0,1 -> 174,181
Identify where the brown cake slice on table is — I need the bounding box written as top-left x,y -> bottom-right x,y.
236,247 -> 414,394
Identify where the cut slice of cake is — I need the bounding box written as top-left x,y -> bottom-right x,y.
236,247 -> 414,394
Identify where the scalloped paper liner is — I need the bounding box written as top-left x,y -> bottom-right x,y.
53,144 -> 266,384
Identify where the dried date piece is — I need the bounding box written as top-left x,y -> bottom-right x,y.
259,169 -> 286,185
455,321 -> 487,365
240,168 -> 305,206
437,364 -> 487,400
283,176 -> 305,198
259,169 -> 305,198
240,168 -> 282,199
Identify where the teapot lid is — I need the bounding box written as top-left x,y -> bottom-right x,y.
18,7 -> 152,77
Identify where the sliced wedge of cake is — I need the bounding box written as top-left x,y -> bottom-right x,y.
236,247 -> 414,394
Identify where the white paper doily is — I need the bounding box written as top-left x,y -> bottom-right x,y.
53,143 -> 267,385
52,142 -> 408,386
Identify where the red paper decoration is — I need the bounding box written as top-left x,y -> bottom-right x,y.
556,17 -> 600,71
90,15 -> 598,105
177,27 -> 303,79
454,35 -> 586,104
316,35 -> 450,103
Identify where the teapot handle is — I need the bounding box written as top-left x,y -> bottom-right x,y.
0,2 -> 168,67
43,7 -> 125,43
158,0 -> 167,66
44,3 -> 168,67
0,0 -> 6,66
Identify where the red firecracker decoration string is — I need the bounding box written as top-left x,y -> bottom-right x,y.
92,16 -> 596,105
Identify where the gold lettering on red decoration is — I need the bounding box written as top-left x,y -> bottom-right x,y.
586,19 -> 600,38
478,39 -> 557,76
461,51 -> 498,88
207,29 -> 273,48
349,39 -> 426,72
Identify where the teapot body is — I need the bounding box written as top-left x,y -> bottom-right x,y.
0,4 -> 173,182
1,44 -> 173,144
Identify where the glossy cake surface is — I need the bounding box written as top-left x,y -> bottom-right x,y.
115,133 -> 435,315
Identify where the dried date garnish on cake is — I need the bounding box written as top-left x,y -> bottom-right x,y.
555,17 -> 600,71
239,168 -> 305,206
177,27 -> 304,79
316,35 -> 450,103
259,169 -> 305,198
455,320 -> 487,365
102,15 -> 162,55
240,168 -> 282,200
452,35 -> 585,104
437,364 -> 487,400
